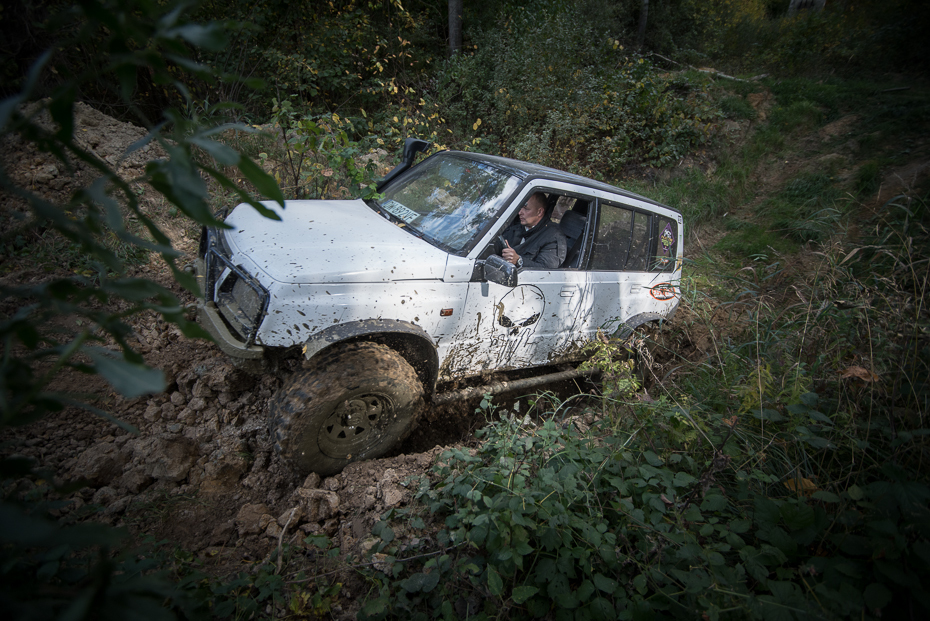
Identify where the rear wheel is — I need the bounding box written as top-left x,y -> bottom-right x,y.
272,342 -> 424,476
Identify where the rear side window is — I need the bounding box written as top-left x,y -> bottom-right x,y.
590,201 -> 678,272
589,203 -> 633,271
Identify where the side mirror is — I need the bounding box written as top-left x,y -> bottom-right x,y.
376,138 -> 432,191
483,254 -> 518,288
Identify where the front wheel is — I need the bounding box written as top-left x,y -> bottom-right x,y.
271,342 -> 424,476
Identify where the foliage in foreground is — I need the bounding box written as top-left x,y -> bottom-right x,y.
355,404 -> 927,620
353,195 -> 930,620
0,0 -> 283,618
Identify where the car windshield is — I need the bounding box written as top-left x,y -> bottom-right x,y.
375,154 -> 520,254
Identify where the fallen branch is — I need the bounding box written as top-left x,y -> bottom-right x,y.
648,52 -> 766,83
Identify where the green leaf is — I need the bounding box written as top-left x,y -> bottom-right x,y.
753,408 -> 785,422
700,492 -> 728,512
372,522 -> 394,543
812,491 -> 840,503
488,565 -> 503,596
864,583 -> 892,610
588,597 -> 615,621
238,156 -> 284,205
36,560 -> 60,580
303,534 -> 330,548
190,137 -> 239,166
643,450 -> 663,466
847,484 -> 864,500
593,573 -> 618,595
86,348 -> 165,398
512,585 -> 539,604
800,392 -> 819,407
360,596 -> 389,618
807,410 -> 833,425
541,527 -> 561,551
632,573 -> 647,595
166,24 -> 228,51
576,579 -> 595,602
515,540 -> 534,556
400,571 -> 440,593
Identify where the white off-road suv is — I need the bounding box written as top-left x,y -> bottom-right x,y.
196,139 -> 683,475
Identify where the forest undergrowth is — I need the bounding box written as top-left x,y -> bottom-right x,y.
2,1 -> 929,620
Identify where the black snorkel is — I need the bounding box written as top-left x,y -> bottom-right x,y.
376,137 -> 431,192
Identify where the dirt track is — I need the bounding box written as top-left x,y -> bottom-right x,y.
0,104 -> 502,613
5,97 -> 927,617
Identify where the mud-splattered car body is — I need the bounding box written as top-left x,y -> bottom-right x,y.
196,149 -> 683,392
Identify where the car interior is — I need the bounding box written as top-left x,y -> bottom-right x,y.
476,191 -> 592,268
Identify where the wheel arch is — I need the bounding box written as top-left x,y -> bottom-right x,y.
612,311 -> 673,340
301,319 -> 439,394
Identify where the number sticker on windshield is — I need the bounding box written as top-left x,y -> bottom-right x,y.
382,199 -> 419,223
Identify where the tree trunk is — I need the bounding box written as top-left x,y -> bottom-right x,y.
449,0 -> 463,56
636,0 -> 649,50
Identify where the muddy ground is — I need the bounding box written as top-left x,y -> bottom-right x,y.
3,98 -> 927,618
0,103 -> 648,617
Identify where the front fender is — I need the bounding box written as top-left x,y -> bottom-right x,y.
301,319 -> 439,392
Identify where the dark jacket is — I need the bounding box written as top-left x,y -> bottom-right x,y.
499,216 -> 567,269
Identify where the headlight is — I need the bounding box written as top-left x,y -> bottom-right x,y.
217,270 -> 267,343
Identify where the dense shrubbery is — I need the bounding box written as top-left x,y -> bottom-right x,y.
688,0 -> 930,74
355,194 -> 930,619
3,0 -> 929,619
435,3 -> 718,177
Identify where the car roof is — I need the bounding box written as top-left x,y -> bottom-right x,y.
438,150 -> 679,214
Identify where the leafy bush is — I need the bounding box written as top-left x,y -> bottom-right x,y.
263,99 -> 382,200
689,0 -> 930,75
357,389 -> 929,619
434,1 -> 718,177
0,0 -> 283,617
356,191 -> 930,618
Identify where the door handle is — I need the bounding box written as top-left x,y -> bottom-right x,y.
560,287 -> 577,298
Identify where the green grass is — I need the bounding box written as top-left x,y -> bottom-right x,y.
768,100 -> 823,133
719,95 -> 757,121
625,153 -> 755,231
855,160 -> 882,197
759,172 -> 845,243
714,223 -> 797,257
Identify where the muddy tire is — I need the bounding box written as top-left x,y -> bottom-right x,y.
272,342 -> 424,476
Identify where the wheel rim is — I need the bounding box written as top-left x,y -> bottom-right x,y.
317,393 -> 394,459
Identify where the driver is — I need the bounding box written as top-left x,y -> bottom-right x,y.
499,192 -> 566,269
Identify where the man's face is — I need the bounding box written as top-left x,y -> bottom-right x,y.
519,195 -> 546,227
